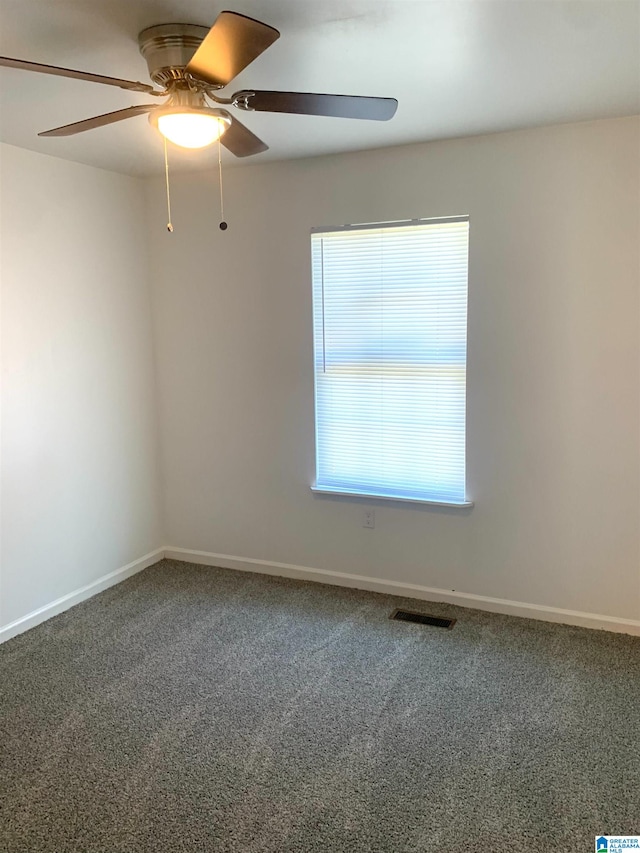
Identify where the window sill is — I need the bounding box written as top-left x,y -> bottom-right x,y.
310,485 -> 474,508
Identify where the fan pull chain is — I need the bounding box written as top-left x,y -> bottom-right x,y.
218,135 -> 227,231
163,136 -> 173,233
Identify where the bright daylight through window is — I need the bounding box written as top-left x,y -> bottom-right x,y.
311,217 -> 470,505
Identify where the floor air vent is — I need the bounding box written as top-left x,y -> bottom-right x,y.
390,609 -> 456,629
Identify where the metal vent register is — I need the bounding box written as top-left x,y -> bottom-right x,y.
390,609 -> 456,629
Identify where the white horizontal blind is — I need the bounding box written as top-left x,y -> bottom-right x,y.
311,217 -> 469,504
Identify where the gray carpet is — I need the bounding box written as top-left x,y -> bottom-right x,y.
1,559 -> 638,853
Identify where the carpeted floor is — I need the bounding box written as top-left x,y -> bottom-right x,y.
1,559 -> 638,853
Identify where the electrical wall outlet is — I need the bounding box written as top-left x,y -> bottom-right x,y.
363,508 -> 375,529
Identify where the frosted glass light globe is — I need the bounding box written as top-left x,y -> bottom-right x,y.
157,112 -> 228,149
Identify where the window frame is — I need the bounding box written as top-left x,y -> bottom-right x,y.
310,216 -> 473,508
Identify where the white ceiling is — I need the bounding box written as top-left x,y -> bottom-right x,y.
0,0 -> 638,177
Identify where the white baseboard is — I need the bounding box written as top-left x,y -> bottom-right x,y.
3,545 -> 638,642
164,547 -> 640,637
0,547 -> 165,644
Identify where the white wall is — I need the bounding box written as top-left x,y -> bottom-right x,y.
147,116 -> 640,623
0,144 -> 162,632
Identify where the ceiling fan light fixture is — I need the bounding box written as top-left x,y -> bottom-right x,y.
151,107 -> 231,149
3,9 -> 398,159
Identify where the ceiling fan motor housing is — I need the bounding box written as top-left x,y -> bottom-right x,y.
138,24 -> 209,87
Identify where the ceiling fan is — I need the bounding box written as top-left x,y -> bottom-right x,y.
0,10 -> 398,157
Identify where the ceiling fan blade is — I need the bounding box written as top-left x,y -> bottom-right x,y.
0,55 -> 157,94
221,116 -> 268,157
38,105 -> 156,137
235,90 -> 398,121
185,11 -> 279,88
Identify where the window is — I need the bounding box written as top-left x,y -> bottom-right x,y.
311,216 -> 471,506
